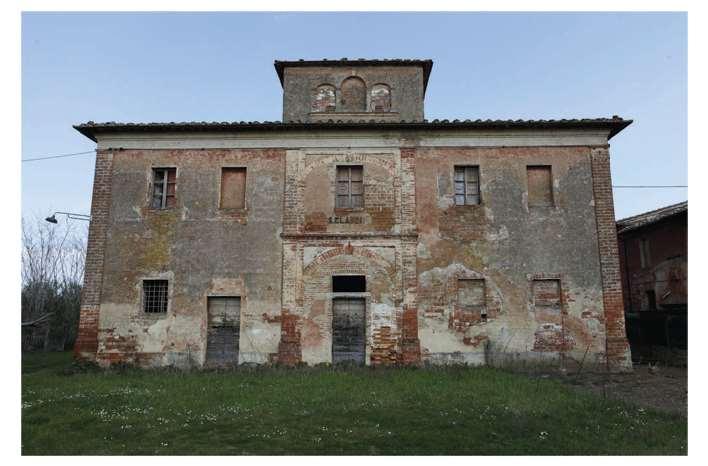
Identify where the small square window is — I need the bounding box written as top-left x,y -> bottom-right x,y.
454,166 -> 480,205
143,280 -> 168,313
336,166 -> 364,209
151,168 -> 177,209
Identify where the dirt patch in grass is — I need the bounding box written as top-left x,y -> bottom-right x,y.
555,365 -> 687,417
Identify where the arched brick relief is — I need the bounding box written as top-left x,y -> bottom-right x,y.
370,83 -> 391,112
340,76 -> 367,112
303,245 -> 396,276
311,84 -> 336,113
299,151 -> 397,179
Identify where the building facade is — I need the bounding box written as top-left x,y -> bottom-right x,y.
617,202 -> 687,361
73,59 -> 632,371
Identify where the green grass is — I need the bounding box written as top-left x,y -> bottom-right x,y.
22,352 -> 686,455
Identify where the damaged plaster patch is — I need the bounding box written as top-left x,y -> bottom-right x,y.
485,224 -> 509,242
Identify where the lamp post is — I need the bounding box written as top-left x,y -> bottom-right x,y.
44,212 -> 91,224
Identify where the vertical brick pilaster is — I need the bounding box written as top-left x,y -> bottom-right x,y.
74,149 -> 113,361
400,148 -> 417,236
400,148 -> 421,365
590,147 -> 632,372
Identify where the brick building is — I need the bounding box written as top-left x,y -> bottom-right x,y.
73,58 -> 633,371
617,202 -> 687,360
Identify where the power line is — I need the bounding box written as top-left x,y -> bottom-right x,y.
22,150 -> 95,163
613,185 -> 687,188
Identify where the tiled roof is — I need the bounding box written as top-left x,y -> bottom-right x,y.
273,58 -> 434,91
74,117 -> 632,142
616,201 -> 687,234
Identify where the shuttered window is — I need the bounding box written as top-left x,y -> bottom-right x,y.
220,167 -> 247,209
151,168 -> 177,209
454,166 -> 480,205
336,166 -> 364,209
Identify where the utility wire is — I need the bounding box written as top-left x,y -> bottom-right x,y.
613,185 -> 687,188
22,150 -> 95,163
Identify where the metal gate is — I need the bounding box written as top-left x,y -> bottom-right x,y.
332,297 -> 366,364
206,297 -> 240,367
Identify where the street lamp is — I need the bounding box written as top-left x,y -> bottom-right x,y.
44,212 -> 91,224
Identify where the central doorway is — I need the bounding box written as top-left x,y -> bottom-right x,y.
332,275 -> 366,365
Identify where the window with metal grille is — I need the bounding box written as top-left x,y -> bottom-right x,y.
220,167 -> 246,209
151,168 -> 177,209
527,165 -> 554,207
336,165 -> 364,209
143,280 -> 168,313
454,166 -> 480,205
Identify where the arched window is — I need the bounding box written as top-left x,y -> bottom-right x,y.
311,84 -> 336,113
340,77 -> 367,112
370,84 -> 391,112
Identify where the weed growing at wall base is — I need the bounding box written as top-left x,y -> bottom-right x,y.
21,353 -> 686,455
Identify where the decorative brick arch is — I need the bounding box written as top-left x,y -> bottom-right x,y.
303,244 -> 394,275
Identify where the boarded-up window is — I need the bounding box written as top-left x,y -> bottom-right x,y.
458,279 -> 485,309
336,165 -> 363,209
312,84 -> 336,113
143,280 -> 168,313
527,166 -> 553,207
370,84 -> 391,112
454,166 -> 480,205
206,297 -> 241,366
220,167 -> 246,209
151,168 -> 176,209
533,279 -> 561,310
340,76 -> 366,112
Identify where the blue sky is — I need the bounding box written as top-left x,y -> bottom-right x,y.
21,12 -> 687,220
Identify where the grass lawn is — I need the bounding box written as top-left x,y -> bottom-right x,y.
22,352 -> 686,455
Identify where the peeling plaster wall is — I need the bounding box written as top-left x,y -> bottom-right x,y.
83,128 -> 629,370
280,147 -> 419,366
96,149 -> 284,367
415,146 -> 610,369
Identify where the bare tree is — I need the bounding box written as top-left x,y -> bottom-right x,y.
21,216 -> 87,351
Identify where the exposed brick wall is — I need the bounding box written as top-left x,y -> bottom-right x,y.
74,150 -> 113,361
276,311 -> 302,366
590,147 -> 632,372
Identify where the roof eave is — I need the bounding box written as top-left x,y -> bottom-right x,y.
73,118 -> 632,143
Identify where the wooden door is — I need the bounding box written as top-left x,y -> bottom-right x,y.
206,297 -> 240,367
332,298 -> 366,364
